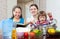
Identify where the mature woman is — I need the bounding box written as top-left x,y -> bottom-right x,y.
27,4 -> 39,24
0,6 -> 24,39
24,4 -> 39,32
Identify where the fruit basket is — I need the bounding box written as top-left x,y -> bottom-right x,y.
12,22 -> 57,39
12,23 -> 43,39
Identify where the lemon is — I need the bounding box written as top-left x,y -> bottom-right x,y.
48,28 -> 56,35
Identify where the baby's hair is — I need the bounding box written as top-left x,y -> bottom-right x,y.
38,11 -> 47,20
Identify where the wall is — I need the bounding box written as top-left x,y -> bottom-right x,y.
39,0 -> 46,11
0,0 -> 7,20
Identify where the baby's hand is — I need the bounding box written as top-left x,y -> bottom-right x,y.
47,12 -> 53,20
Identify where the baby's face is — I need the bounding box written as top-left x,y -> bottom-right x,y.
39,16 -> 46,21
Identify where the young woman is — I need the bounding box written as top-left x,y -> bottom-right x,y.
0,6 -> 24,39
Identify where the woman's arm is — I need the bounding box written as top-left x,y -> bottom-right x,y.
25,17 -> 34,26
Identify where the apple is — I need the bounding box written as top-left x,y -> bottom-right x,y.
24,32 -> 29,39
33,29 -> 42,36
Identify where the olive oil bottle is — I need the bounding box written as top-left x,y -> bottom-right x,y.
12,23 -> 17,39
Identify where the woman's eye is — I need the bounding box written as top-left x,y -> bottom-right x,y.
30,9 -> 33,10
14,11 -> 17,13
34,8 -> 36,10
15,12 -> 17,13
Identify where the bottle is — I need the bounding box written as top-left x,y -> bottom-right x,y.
12,22 -> 17,39
42,24 -> 48,39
